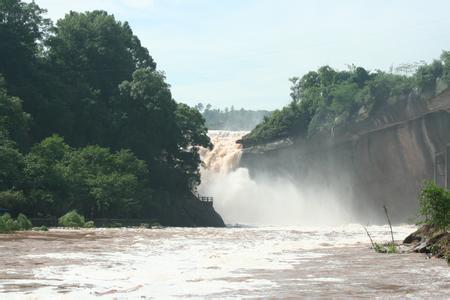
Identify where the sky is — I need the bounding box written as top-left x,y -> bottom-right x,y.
30,0 -> 450,110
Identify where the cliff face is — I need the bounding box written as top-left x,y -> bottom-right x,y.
240,91 -> 450,223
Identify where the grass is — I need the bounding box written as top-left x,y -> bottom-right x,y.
364,205 -> 398,254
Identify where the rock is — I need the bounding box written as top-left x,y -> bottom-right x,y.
158,192 -> 225,227
414,241 -> 429,253
403,224 -> 433,244
403,225 -> 450,258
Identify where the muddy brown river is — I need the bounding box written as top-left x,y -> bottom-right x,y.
0,226 -> 449,299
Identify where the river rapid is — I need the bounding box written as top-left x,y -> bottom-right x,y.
1,130 -> 450,299
1,226 -> 450,299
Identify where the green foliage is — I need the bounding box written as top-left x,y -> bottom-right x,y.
0,0 -> 51,97
243,53 -> 450,145
21,136 -> 155,219
386,243 -> 398,254
0,212 -> 32,233
0,78 -> 29,147
83,221 -> 95,228
418,181 -> 450,230
0,213 -> 19,232
373,243 -> 383,253
16,213 -> 32,230
372,242 -> 397,254
58,210 -> 87,228
0,190 -> 26,210
415,60 -> 443,94
0,132 -> 25,191
32,225 -> 48,231
0,1 -> 214,225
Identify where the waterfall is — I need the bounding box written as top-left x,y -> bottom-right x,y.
198,130 -> 353,226
198,130 -> 246,174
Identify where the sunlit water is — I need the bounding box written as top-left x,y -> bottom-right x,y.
0,226 -> 449,299
1,131 -> 449,298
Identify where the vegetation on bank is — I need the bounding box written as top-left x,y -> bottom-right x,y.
195,103 -> 271,131
364,205 -> 398,254
418,181 -> 450,230
58,210 -> 94,228
0,1 -> 212,223
0,213 -> 32,233
242,53 -> 450,145
414,182 -> 450,261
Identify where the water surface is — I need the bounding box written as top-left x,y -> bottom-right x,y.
1,225 -> 449,298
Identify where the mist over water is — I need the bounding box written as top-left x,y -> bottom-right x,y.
199,130 -> 355,226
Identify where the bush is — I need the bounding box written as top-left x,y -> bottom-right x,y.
58,210 -> 88,228
83,221 -> 95,228
418,181 -> 450,230
16,213 -> 32,230
32,225 -> 48,231
0,213 -> 19,232
0,213 -> 33,233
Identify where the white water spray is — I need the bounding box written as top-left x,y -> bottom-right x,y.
199,130 -> 354,226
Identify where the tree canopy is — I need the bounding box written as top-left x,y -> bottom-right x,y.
242,53 -> 450,145
0,1 -> 211,223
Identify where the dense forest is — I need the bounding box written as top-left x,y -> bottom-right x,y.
242,53 -> 450,145
195,103 -> 271,131
0,1 -> 213,222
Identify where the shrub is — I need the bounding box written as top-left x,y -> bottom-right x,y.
58,210 -> 87,228
0,213 -> 33,233
32,225 -> 48,231
418,181 -> 450,230
16,213 -> 32,230
0,213 -> 19,233
83,221 -> 95,228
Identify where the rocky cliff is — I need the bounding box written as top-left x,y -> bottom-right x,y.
240,90 -> 450,223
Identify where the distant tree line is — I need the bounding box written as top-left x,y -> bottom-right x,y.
195,103 -> 271,131
242,53 -> 450,145
0,1 -> 211,221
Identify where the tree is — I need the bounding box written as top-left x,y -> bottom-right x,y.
113,68 -> 178,164
61,146 -> 150,218
175,103 -> 212,188
418,181 -> 450,230
20,135 -> 154,219
415,60 -> 443,94
0,129 -> 25,191
23,135 -> 72,216
42,10 -> 157,147
0,1 -> 217,224
194,103 -> 204,112
0,0 -> 51,95
0,76 -> 29,148
353,67 -> 370,87
113,69 -> 212,191
331,83 -> 359,115
47,10 -> 155,97
440,51 -> 450,83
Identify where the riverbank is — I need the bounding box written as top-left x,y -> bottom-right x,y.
403,225 -> 450,260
